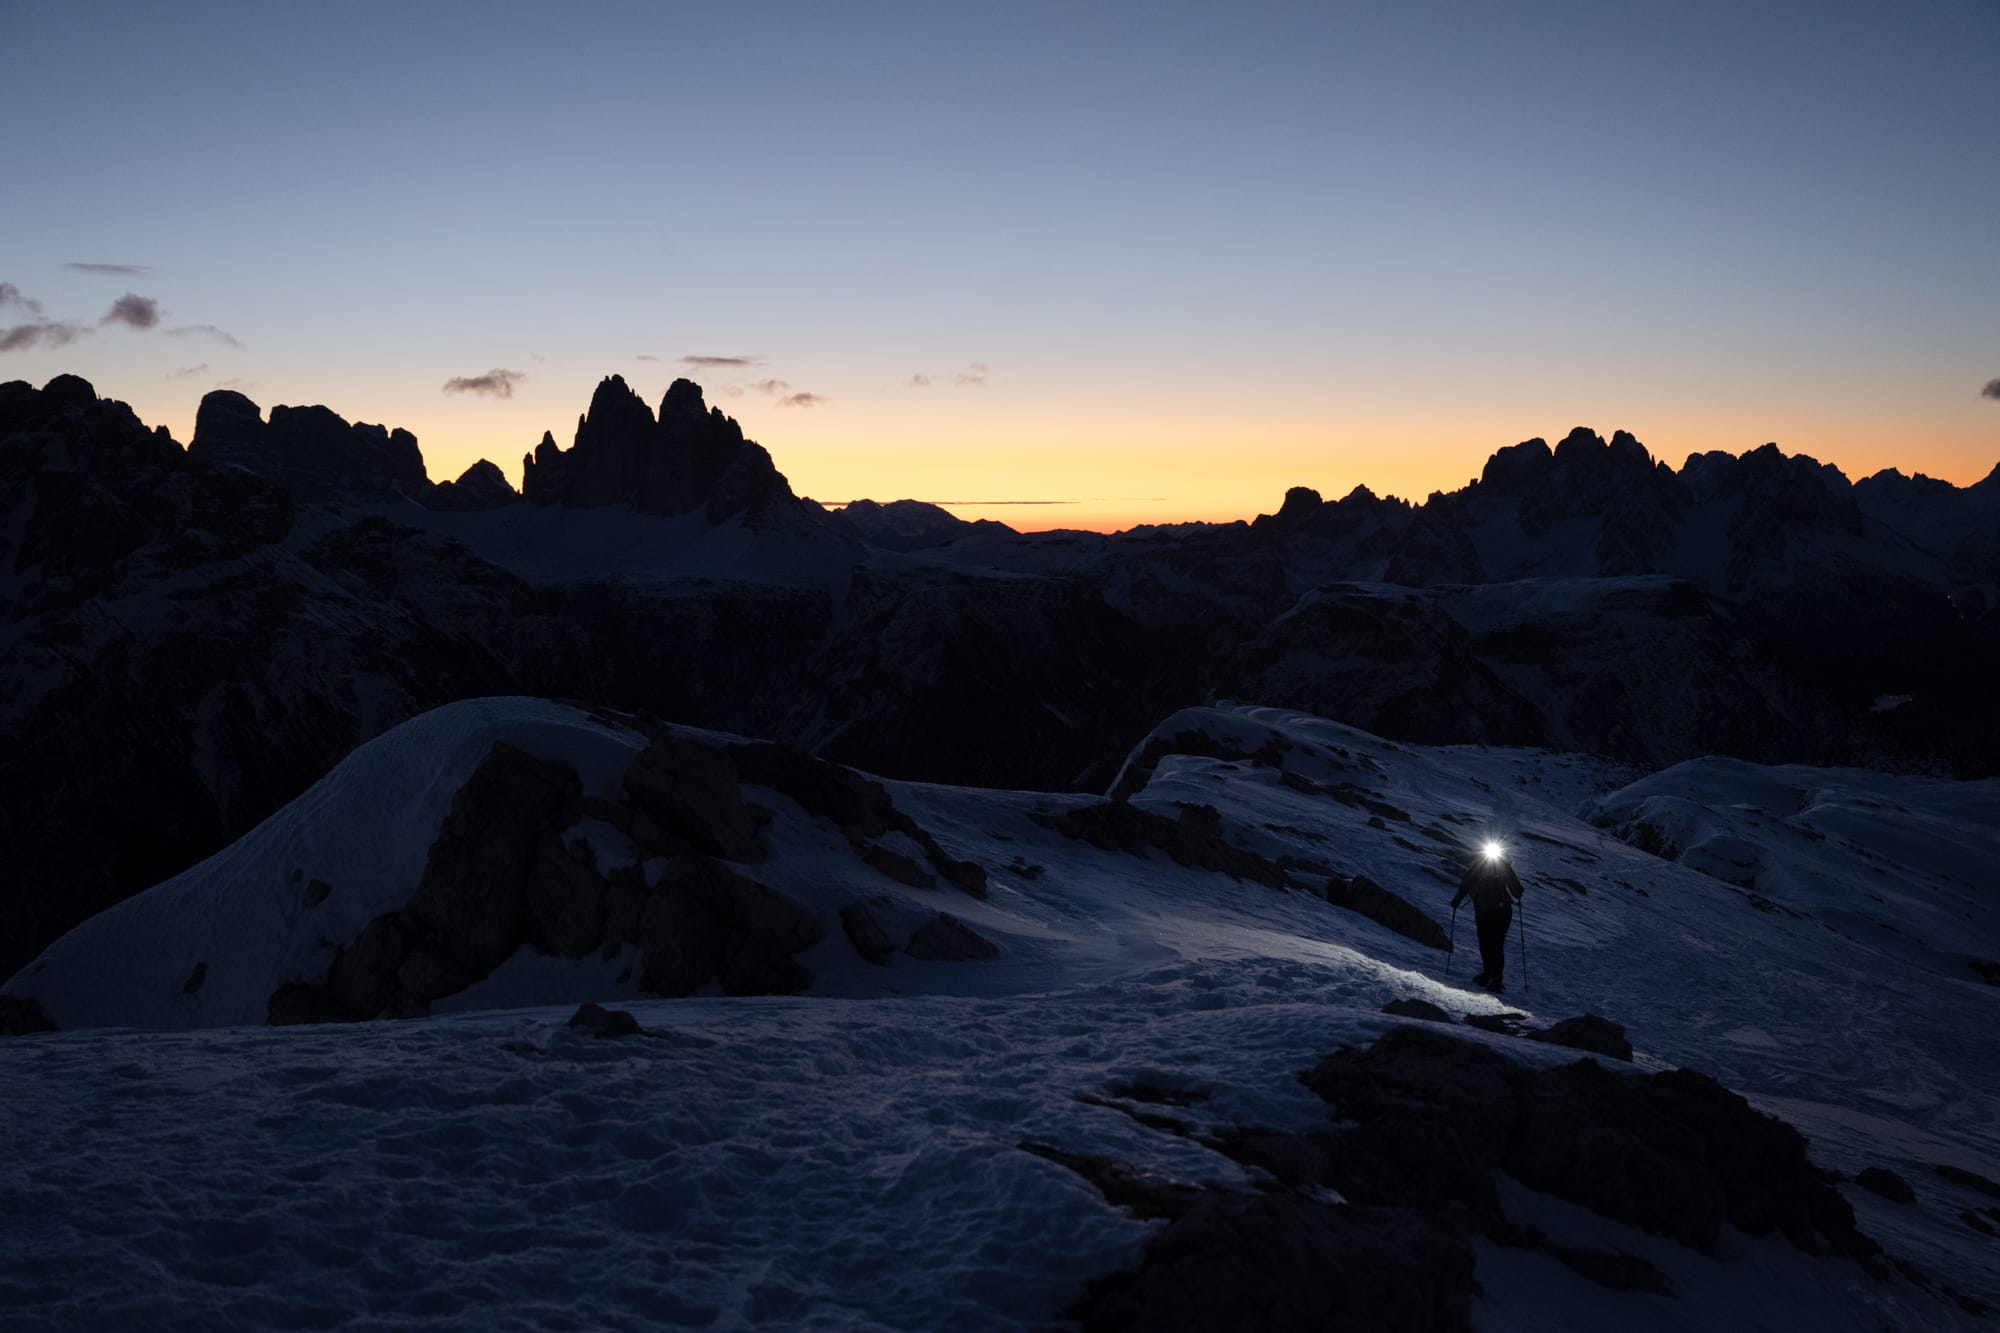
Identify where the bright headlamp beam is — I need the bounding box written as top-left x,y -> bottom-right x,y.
1481,839 -> 1505,862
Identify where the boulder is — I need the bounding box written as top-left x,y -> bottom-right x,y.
839,902 -> 896,965
1381,998 -> 1454,1023
1327,874 -> 1449,949
566,1001 -> 642,1038
1855,1167 -> 1915,1204
1075,1195 -> 1474,1333
1529,1014 -> 1634,1062
905,912 -> 999,961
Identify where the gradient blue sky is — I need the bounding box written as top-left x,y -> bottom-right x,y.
4,0 -> 1997,529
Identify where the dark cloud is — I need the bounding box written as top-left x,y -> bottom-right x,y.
1982,379 -> 2000,401
779,392 -> 825,408
954,360 -> 991,387
751,378 -> 792,396
682,354 -> 761,369
102,293 -> 161,329
0,321 -> 90,352
0,282 -> 45,315
65,262 -> 154,276
167,324 -> 241,346
168,363 -> 210,380
909,373 -> 932,387
442,368 -> 526,398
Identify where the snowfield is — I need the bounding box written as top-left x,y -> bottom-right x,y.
4,698 -> 1998,1330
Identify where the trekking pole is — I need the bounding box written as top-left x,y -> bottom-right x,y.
1517,899 -> 1528,992
1446,904 -> 1458,976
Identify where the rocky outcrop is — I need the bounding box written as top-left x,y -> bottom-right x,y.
1300,1025 -> 1875,1259
904,912 -> 999,961
520,375 -> 799,524
1528,1013 -> 1633,1061
421,459 -> 518,511
190,390 -> 428,502
1325,873 -> 1448,948
266,735 -> 828,1023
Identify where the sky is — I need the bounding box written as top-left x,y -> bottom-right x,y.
3,0 -> 1998,532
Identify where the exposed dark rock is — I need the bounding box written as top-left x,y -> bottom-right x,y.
526,835 -> 610,958
1935,1163 -> 2000,1200
1020,1142 -> 1204,1221
566,1001 -> 641,1039
1300,1026 -> 1878,1261
623,736 -> 766,862
1855,1168 -> 1916,1204
1962,1210 -> 1997,1237
1326,873 -> 1448,948
904,912 -> 999,961
1033,801 -> 1288,888
180,961 -> 207,995
1529,1014 -> 1633,1062
421,459 -> 518,511
1074,1194 -> 1475,1333
1382,998 -> 1454,1023
637,856 -> 821,997
856,842 -> 936,888
1462,1011 -> 1531,1035
1107,1078 -> 1212,1107
0,995 -> 56,1035
1969,959 -> 2000,985
839,902 -> 896,965
303,879 -> 332,908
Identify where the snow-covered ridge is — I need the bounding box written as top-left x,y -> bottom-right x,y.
6,697 -> 2000,1327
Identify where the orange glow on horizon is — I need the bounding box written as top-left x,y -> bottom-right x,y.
119,380 -> 2000,538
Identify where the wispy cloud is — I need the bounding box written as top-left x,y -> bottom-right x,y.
168,363 -> 210,380
216,378 -> 254,391
101,293 -> 161,329
442,368 -> 526,398
65,261 -> 155,276
682,354 -> 762,369
167,323 -> 241,346
0,283 -> 45,315
751,378 -> 792,396
910,362 -> 990,387
779,392 -> 825,408
634,354 -> 661,362
1982,379 -> 2000,401
0,321 -> 90,352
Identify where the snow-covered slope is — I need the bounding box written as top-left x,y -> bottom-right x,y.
5,699 -> 1999,1329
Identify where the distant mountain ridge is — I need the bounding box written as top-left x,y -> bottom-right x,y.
2,369 -> 1996,980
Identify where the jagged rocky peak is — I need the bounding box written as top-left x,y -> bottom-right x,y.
520,374 -> 800,524
420,458 -> 519,512
1,375 -> 181,473
189,389 -> 428,502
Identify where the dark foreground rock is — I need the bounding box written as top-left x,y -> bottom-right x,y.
1856,1168 -> 1916,1204
1326,872 -> 1449,948
1076,1195 -> 1474,1333
566,1002 -> 641,1039
1046,1022 -> 1956,1333
1528,1013 -> 1634,1061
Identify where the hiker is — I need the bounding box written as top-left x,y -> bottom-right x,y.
1452,840 -> 1523,992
